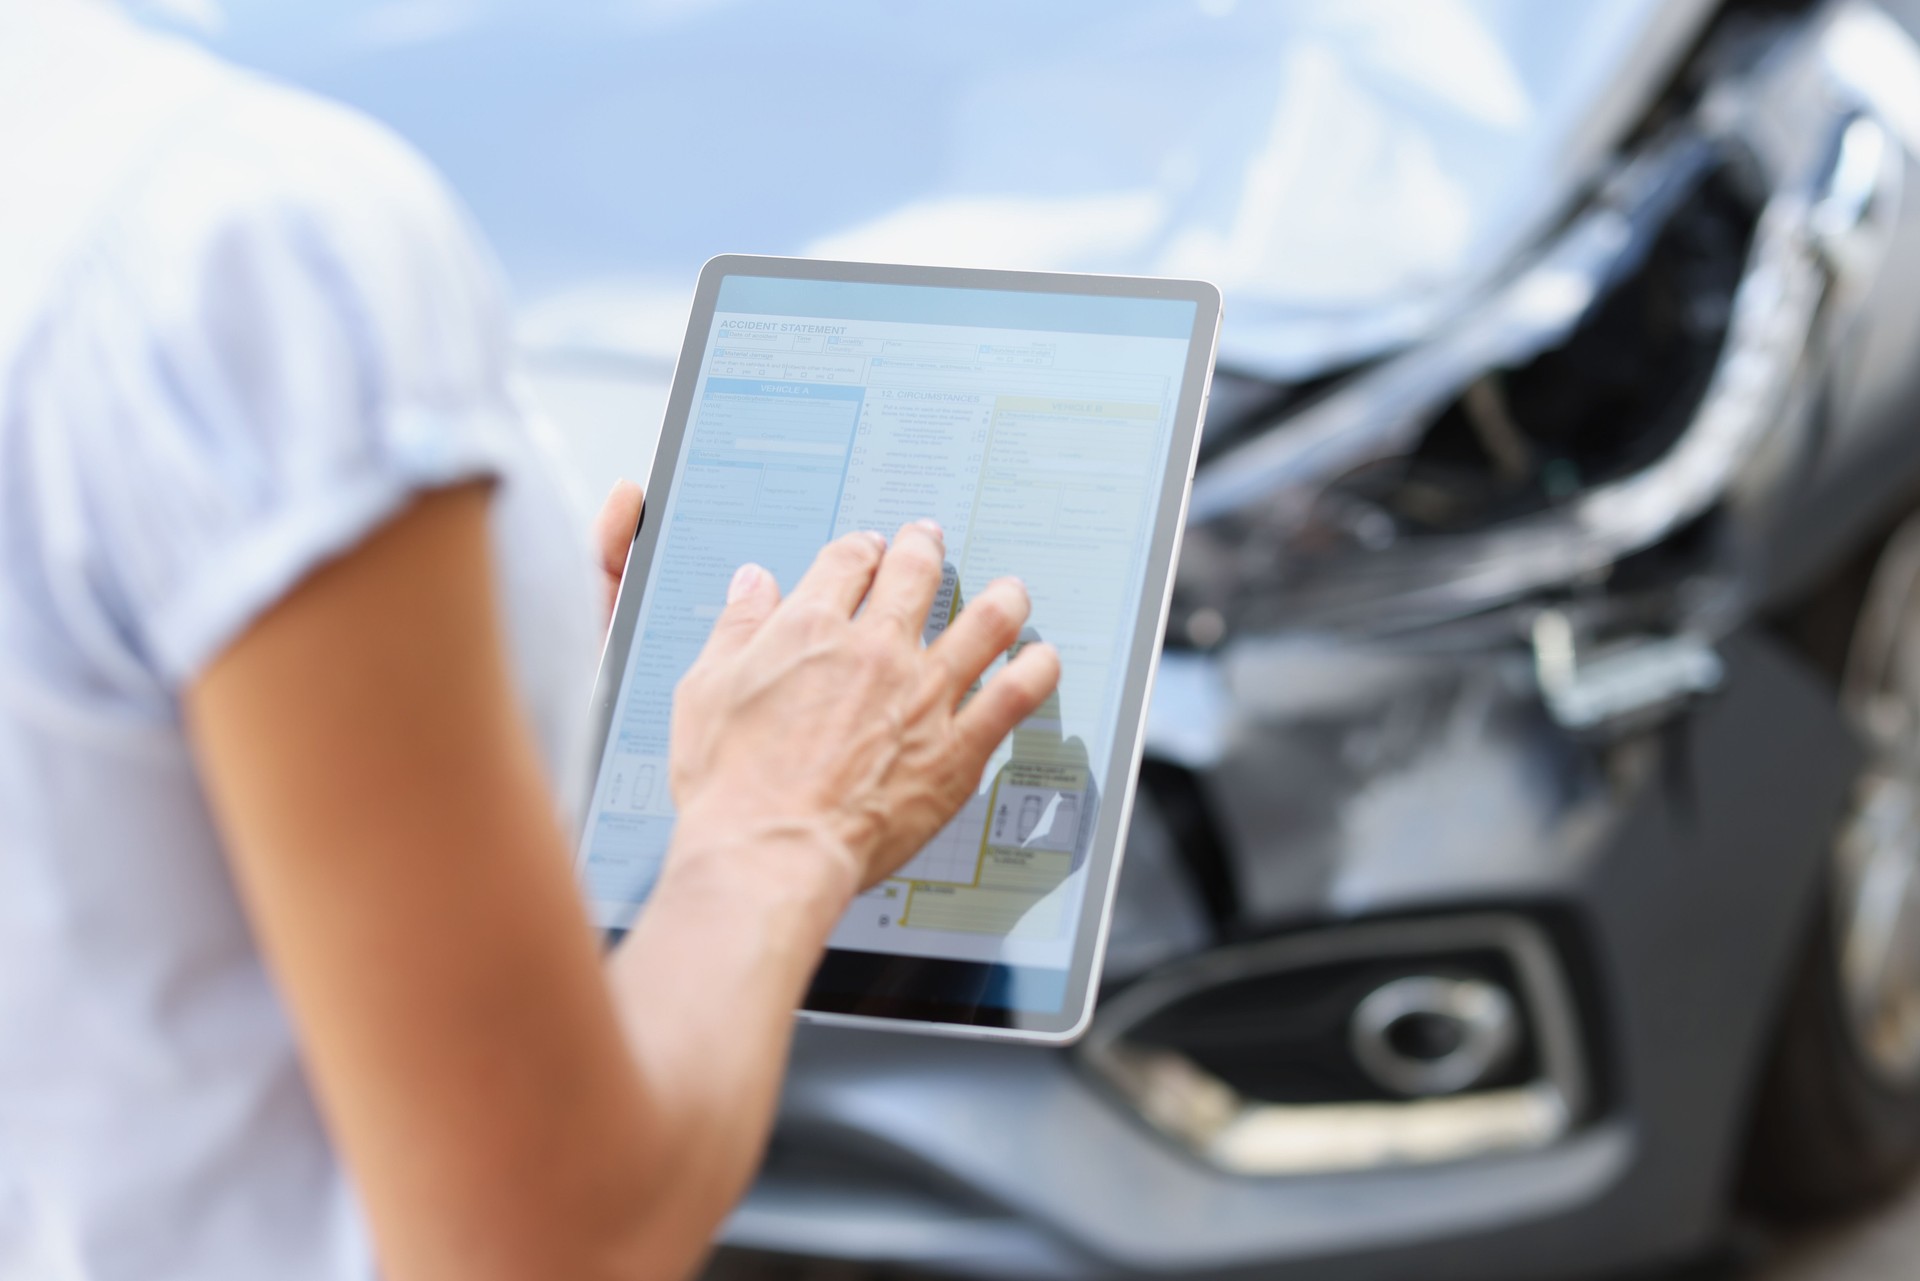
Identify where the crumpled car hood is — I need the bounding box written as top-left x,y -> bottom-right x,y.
161,0 -> 1713,377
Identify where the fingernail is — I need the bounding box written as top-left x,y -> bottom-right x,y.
727,563 -> 764,603
914,518 -> 944,541
860,530 -> 888,551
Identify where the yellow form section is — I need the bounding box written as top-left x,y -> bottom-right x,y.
901,669 -> 1092,938
898,395 -> 1161,937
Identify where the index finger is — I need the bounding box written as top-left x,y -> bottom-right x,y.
786,529 -> 889,616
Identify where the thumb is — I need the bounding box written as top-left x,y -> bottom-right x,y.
701,562 -> 779,659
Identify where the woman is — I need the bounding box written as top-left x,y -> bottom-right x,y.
0,6 -> 1059,1280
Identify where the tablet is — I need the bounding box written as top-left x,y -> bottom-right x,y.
577,255 -> 1220,1043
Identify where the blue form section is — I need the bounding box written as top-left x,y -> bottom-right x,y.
685,378 -> 868,549
717,275 -> 1197,339
581,371 -> 868,924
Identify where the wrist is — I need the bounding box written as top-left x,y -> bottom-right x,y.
660,805 -> 861,932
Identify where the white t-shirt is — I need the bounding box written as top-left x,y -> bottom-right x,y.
0,5 -> 601,1278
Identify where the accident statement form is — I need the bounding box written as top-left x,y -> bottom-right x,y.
580,276 -> 1195,974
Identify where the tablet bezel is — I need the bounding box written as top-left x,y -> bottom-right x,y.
584,254 -> 1221,1044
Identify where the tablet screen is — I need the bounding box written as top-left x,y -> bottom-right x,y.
578,272 -> 1200,1020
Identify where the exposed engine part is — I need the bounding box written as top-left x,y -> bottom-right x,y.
1172,7 -> 1907,640
1461,376 -> 1536,485
1533,609 -> 1727,732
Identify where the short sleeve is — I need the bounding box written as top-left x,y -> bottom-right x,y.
11,85 -> 526,692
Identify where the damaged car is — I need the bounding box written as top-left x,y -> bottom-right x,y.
165,0 -> 1920,1275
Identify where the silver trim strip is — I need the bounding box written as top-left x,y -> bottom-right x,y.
1080,914 -> 1591,1176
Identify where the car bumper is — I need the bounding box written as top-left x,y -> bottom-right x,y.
721,629 -> 1859,1279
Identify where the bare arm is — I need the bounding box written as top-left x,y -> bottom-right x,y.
187,484 -> 1055,1280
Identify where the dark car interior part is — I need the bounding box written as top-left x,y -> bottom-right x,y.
1322,158 -> 1759,541
1165,80 -> 1811,643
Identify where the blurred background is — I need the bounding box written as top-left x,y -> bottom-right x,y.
137,1 -> 1920,1277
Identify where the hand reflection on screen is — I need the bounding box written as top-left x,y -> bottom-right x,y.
983,627 -> 1098,932
927,578 -> 1099,945
842,582 -> 1099,1017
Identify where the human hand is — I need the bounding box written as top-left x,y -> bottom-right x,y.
593,478 -> 645,620
667,521 -> 1062,896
